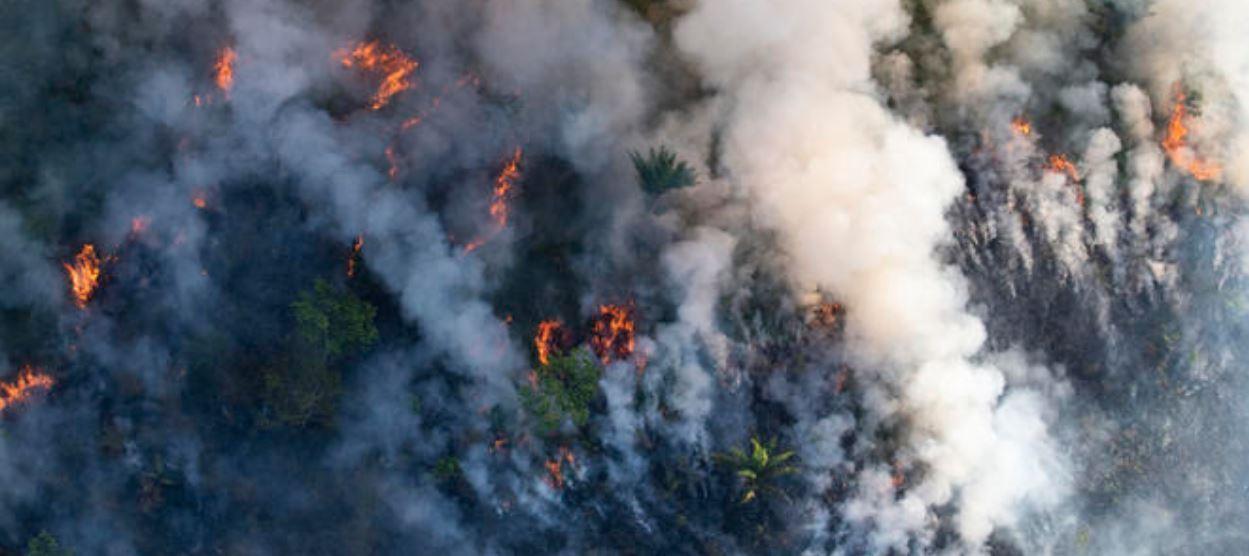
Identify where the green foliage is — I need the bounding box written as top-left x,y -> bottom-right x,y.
292,279 -> 379,359
521,350 -> 601,434
434,457 -> 461,481
26,531 -> 72,556
630,146 -> 695,195
714,437 -> 798,504
261,280 -> 379,428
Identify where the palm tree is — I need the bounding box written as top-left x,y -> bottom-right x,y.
630,146 -> 695,195
715,437 -> 798,504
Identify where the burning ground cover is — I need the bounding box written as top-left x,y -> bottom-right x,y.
3,0 -> 1249,554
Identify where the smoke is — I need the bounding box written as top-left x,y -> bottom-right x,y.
2,0 -> 1249,553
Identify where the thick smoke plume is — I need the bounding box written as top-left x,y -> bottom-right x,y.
1,0 -> 1248,554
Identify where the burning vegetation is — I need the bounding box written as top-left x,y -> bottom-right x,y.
1162,89 -> 1222,182
337,40 -> 419,110
589,303 -> 636,365
63,244 -> 103,309
214,46 -> 237,95
0,366 -> 54,415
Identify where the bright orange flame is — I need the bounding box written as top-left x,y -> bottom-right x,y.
461,148 -> 523,253
1162,89 -> 1222,182
1046,154 -> 1084,205
214,47 -> 237,94
490,148 -> 522,228
534,320 -> 563,366
590,304 -> 636,365
338,41 -> 419,110
1011,117 -> 1033,137
63,244 -> 102,309
193,196 -> 208,209
346,235 -> 365,278
0,366 -> 53,414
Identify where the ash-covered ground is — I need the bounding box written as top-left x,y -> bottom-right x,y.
1,0 -> 1248,554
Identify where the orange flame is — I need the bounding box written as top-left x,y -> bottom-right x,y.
1162,89 -> 1222,182
214,47 -> 237,94
346,235 -> 365,278
590,304 -> 636,365
0,366 -> 54,414
534,320 -> 563,366
491,148 -> 522,228
1045,154 -> 1084,205
338,41 -> 419,110
1011,117 -> 1033,137
810,302 -> 843,329
64,244 -> 102,309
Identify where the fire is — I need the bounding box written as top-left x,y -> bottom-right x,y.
1045,154 -> 1084,205
385,145 -> 400,181
544,458 -> 564,490
534,320 -> 564,366
346,235 -> 364,278
214,46 -> 237,94
64,244 -> 102,309
338,40 -> 419,110
1046,154 -> 1079,182
461,148 -> 523,253
400,115 -> 423,131
193,195 -> 208,209
589,303 -> 636,365
1011,117 -> 1033,137
130,216 -> 150,236
490,148 -> 523,228
810,302 -> 843,329
544,447 -> 577,490
1162,89 -> 1222,182
0,366 -> 54,414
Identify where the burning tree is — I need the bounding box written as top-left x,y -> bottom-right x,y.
521,349 -> 601,434
630,146 -> 695,195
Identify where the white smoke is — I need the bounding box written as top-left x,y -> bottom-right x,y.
673,0 -> 1068,549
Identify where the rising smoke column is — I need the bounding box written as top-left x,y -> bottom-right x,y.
673,0 -> 1067,549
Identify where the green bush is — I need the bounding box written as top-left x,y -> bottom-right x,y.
521,350 -> 601,434
26,531 -> 72,556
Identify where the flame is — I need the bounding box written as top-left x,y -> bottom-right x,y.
400,115 -> 423,131
1045,154 -> 1084,205
64,244 -> 102,309
338,41 -> 419,110
534,320 -> 563,366
810,302 -> 843,329
590,303 -> 636,365
1011,117 -> 1033,137
544,458 -> 565,490
193,195 -> 208,209
1162,89 -> 1222,182
461,148 -> 523,253
130,216 -> 150,236
214,46 -> 237,94
385,145 -> 400,181
490,148 -> 522,228
346,235 -> 365,278
0,366 -> 54,414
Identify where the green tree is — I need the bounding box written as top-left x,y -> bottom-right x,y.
262,279 -> 379,428
631,146 -> 695,195
521,349 -> 601,434
26,531 -> 72,556
715,437 -> 798,504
